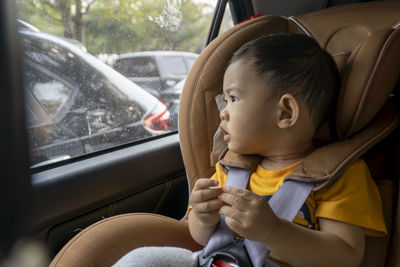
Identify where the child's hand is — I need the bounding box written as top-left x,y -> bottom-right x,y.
219,186 -> 280,243
190,179 -> 224,226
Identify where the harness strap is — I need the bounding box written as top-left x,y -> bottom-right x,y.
251,180 -> 314,266
203,168 -> 249,256
203,167 -> 314,267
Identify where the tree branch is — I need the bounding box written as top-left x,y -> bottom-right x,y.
82,0 -> 96,14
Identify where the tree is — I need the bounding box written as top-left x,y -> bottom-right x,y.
18,0 -> 96,42
84,0 -> 214,54
17,0 -> 216,55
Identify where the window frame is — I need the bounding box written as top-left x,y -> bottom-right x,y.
0,0 -> 32,257
206,0 -> 254,44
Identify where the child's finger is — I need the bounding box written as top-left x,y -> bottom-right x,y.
224,216 -> 243,234
190,187 -> 223,203
192,198 -> 224,213
219,205 -> 243,226
219,192 -> 248,211
223,186 -> 254,200
193,178 -> 219,190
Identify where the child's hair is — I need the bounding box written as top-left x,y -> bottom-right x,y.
229,33 -> 340,128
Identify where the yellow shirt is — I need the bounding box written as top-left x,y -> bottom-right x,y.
211,159 -> 387,265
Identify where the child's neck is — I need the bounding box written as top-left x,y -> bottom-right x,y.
261,144 -> 314,171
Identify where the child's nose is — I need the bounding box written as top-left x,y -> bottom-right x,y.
220,109 -> 229,121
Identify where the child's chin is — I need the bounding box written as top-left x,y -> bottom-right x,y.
228,144 -> 249,155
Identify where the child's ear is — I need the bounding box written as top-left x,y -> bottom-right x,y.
277,94 -> 299,129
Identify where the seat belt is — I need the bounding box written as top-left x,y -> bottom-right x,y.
202,167 -> 314,267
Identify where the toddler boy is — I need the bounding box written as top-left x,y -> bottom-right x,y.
114,33 -> 386,267
188,33 -> 386,266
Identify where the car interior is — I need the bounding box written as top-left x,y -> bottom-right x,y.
1,0 -> 400,266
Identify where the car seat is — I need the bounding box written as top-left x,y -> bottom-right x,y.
50,2 -> 400,266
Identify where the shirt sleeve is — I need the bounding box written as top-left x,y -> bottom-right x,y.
314,159 -> 387,236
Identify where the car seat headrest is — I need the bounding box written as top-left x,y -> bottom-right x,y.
290,2 -> 400,139
179,2 -> 400,192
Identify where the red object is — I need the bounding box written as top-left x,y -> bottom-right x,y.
143,109 -> 170,130
238,13 -> 264,24
212,260 -> 235,267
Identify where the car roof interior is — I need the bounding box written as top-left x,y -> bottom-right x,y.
1,0 -> 400,266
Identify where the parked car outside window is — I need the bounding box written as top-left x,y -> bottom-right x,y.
114,51 -> 198,92
113,51 -> 198,129
21,25 -> 170,167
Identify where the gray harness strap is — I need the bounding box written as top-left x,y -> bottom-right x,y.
203,167 -> 314,267
203,168 -> 249,257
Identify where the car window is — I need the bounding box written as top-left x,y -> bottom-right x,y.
114,57 -> 159,77
26,65 -> 74,118
185,57 -> 197,69
161,56 -> 187,75
220,3 -> 235,35
17,0 -> 217,168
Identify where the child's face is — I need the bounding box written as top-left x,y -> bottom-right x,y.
220,59 -> 283,156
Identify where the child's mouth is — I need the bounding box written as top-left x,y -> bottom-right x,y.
220,126 -> 230,142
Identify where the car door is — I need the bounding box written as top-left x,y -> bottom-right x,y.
0,0 -> 238,261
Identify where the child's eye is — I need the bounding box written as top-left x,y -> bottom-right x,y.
231,96 -> 238,102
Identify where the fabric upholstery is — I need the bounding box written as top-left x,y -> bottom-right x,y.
360,179 -> 394,267
49,214 -> 201,267
290,2 -> 400,139
286,104 -> 399,190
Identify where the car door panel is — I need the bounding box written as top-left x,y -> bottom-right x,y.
46,174 -> 188,256
31,134 -> 188,255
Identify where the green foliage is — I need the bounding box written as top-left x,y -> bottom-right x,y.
16,0 -> 216,55
17,0 -> 65,36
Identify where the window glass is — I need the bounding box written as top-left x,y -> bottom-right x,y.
114,57 -> 159,77
29,73 -> 73,116
161,56 -> 187,74
186,57 -> 197,69
220,4 -> 235,35
17,0 -> 217,167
